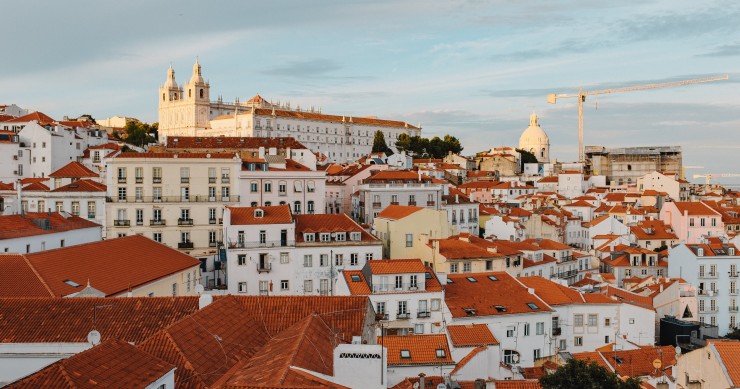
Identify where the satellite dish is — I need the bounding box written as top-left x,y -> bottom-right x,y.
512,354 -> 520,363
675,346 -> 682,355
87,330 -> 101,345
195,284 -> 205,295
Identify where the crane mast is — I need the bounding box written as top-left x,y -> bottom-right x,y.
547,75 -> 729,163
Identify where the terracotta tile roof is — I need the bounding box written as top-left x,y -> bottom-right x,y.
266,159 -> 313,172
0,255 -> 53,297
21,181 -> 50,191
251,108 -> 418,129
228,205 -> 293,225
447,324 -> 499,347
394,376 -> 477,389
166,136 -> 308,150
602,286 -> 654,309
20,177 -> 49,184
450,345 -> 486,376
490,381 -> 542,389
433,238 -> 501,260
572,346 -> 676,378
604,192 -> 627,202
537,176 -> 559,183
630,219 -> 678,241
0,181 -> 14,190
368,258 -> 426,274
16,235 -> 200,297
566,200 -> 596,208
51,179 -> 106,192
584,214 -> 611,228
342,270 -> 372,295
376,205 -> 424,220
114,151 -> 238,159
216,315 -> 336,387
445,272 -> 552,318
519,276 -> 617,306
0,212 -> 100,240
364,170 -> 434,183
710,340 -> 740,386
6,340 -> 175,389
671,201 -> 721,216
4,111 -> 55,125
381,334 -> 454,366
295,213 -> 377,242
0,296 -> 199,343
48,161 -> 99,178
522,238 -> 571,251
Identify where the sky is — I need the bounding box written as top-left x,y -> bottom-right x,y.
2,0 -> 739,185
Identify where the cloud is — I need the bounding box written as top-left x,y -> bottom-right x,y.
261,59 -> 343,78
615,4 -> 740,42
697,42 -> 740,57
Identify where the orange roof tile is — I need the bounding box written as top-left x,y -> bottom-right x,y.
445,272 -> 552,318
671,201 -> 721,216
490,381 -> 542,389
381,334 -> 454,366
519,276 -> 616,306
342,270 -> 372,295
6,340 -> 175,389
48,161 -> 98,178
572,346 -> 676,378
0,212 -> 99,240
0,181 -> 14,190
368,258 -> 426,274
228,205 -> 293,225
16,235 -> 200,297
4,111 -> 55,125
51,179 -> 106,192
21,181 -> 50,191
0,296 -> 199,343
115,151 -> 237,159
251,108 -> 418,130
602,286 -> 654,309
166,136 -> 308,150
447,324 -> 499,347
365,170 -> 434,183
295,213 -> 377,242
376,205 -> 425,220
710,340 -> 740,386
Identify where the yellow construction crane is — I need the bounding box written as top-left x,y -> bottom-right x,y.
547,75 -> 729,163
682,166 -> 704,180
693,173 -> 740,185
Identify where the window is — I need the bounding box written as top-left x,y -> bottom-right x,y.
152,167 -> 162,182
153,187 -> 162,201
524,323 -> 530,336
536,322 -> 544,335
533,349 -> 541,360
604,318 -> 611,327
463,262 -> 472,272
588,314 -> 598,326
410,275 -> 418,288
397,301 -> 408,315
71,201 -> 80,216
209,231 -> 217,245
304,233 -> 315,242
400,350 -> 411,359
527,303 -> 540,310
506,327 -> 515,337
366,253 -> 374,261
293,201 -> 301,214
279,181 -> 287,194
259,281 -> 269,295
238,282 -> 247,293
415,324 -> 425,334
503,350 -> 519,365
431,299 -> 441,311
303,279 -> 313,294
450,263 -> 458,273
250,182 -> 258,192
280,280 -> 289,291
405,233 -> 413,247
435,348 -> 446,358
320,254 -> 329,267
118,187 -> 127,201
574,314 -> 584,326
395,276 -> 403,289
320,233 -> 330,242
181,186 -> 189,201
135,209 -> 143,224
280,252 -> 289,264
238,255 -> 246,265
264,182 -> 272,192
377,301 -> 386,314
486,260 -> 493,271
153,233 -> 161,243
304,255 -> 313,267
350,253 -> 359,266
335,254 -> 343,266
574,336 -> 583,346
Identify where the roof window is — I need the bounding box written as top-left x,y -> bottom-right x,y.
487,275 -> 498,281
435,349 -> 446,358
400,350 -> 411,359
463,307 -> 477,316
527,303 -> 540,310
466,277 -> 477,283
350,275 -> 361,282
494,305 -> 507,312
425,272 -> 432,279
254,209 -> 264,218
63,279 -> 81,288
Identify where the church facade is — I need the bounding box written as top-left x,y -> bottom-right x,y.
518,112 -> 550,163
158,61 -> 421,163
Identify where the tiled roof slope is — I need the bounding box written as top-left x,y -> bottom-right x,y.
382,334 -> 454,365
48,161 -> 98,178
0,212 -> 100,240
447,324 -> 499,347
229,205 -> 293,225
0,255 -> 53,297
22,235 -> 200,297
51,179 -> 106,192
445,272 -> 553,318
251,108 -> 418,129
519,276 -> 618,306
0,297 -> 199,343
295,214 -> 377,242
4,111 -> 55,125
166,136 -> 308,150
115,151 -> 237,159
376,205 -> 424,220
368,258 -> 425,274
217,315 -> 336,387
672,201 -> 721,216
342,270 -> 372,295
710,340 -> 740,386
6,339 -> 175,389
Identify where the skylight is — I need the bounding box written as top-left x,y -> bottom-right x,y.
487,275 -> 498,281
400,350 -> 411,359
63,279 -> 81,288
527,302 -> 540,310
466,277 -> 477,283
350,275 -> 361,282
425,272 -> 432,279
494,305 -> 507,312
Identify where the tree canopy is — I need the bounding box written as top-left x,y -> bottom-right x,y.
395,133 -> 463,158
516,148 -> 539,172
371,130 -> 394,156
539,359 -> 641,389
117,121 -> 158,147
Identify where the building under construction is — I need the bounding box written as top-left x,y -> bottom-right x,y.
585,145 -> 682,186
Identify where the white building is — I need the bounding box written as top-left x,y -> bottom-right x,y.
158,60 -> 421,162
224,205 -> 382,296
0,212 -> 101,254
668,237 -> 740,334
335,258 -> 444,336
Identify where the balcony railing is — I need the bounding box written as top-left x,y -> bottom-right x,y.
680,291 -> 696,297
372,202 -> 382,208
417,311 -> 431,318
178,218 -> 194,226
181,177 -> 190,183
408,201 -> 416,206
209,242 -> 217,247
390,201 -> 399,205
150,219 -> 166,226
107,195 -> 239,203
732,289 -> 739,295
707,272 -> 718,278
229,240 -> 294,249
396,312 -> 411,320
135,177 -> 143,183
559,255 -> 577,263
178,242 -> 194,249
113,220 -> 130,227
209,177 -> 217,183
257,264 -> 272,273
372,283 -> 422,293
209,218 -> 217,225
730,306 -> 739,312
699,290 -> 719,296
552,327 -> 562,336
153,177 -> 162,183
730,272 -> 740,278
117,177 -> 126,183
221,177 -> 230,184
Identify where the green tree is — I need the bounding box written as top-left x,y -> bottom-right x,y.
124,121 -> 156,148
371,130 -> 394,156
540,359 -> 641,389
516,148 -> 539,171
395,133 -> 411,153
726,327 -> 740,340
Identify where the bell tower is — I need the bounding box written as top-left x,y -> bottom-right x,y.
185,58 -> 211,130
158,64 -> 184,139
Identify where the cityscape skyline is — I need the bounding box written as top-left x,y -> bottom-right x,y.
2,0 -> 739,184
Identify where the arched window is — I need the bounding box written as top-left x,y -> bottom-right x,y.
200,89 -> 204,98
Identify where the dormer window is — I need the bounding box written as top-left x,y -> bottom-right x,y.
698,248 -> 704,256
350,232 -> 361,241
435,349 -> 446,358
335,232 -> 346,241
400,350 -> 411,359
254,209 -> 264,218
320,233 -> 330,242
304,233 -> 315,242
730,248 -> 736,256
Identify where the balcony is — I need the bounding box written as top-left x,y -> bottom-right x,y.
150,219 -> 166,226
396,312 -> 411,320
680,291 -> 696,297
209,177 -> 217,183
181,177 -> 190,183
552,327 -> 562,336
731,272 -> 740,278
228,240 -> 295,249
732,289 -> 739,295
178,218 -> 194,226
209,242 -> 217,248
218,218 -> 223,225
117,177 -> 127,184
376,313 -> 389,321
559,255 -> 576,263
372,202 -> 382,208
136,220 -> 143,226
257,264 -> 272,273
221,177 -> 230,184
426,201 -> 435,206
88,214 -> 96,219
390,201 -> 399,205
408,201 -> 417,206
417,311 -> 431,319
706,272 -> 718,278
731,306 -> 739,312
371,283 -> 422,293
699,290 -> 719,296
135,177 -> 143,184
153,177 -> 162,183
106,195 -> 240,203
113,220 -> 130,227
178,242 -> 194,249
209,218 -> 217,225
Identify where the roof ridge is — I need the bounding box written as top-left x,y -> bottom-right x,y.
162,327 -> 206,388
21,254 -> 55,297
56,362 -> 80,389
450,346 -> 486,376
280,314 -> 323,383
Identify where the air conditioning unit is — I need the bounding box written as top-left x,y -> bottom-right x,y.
13,170 -> 18,175
13,155 -> 18,160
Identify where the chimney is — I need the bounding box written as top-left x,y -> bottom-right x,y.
16,179 -> 22,214
258,146 -> 265,159
418,373 -> 425,389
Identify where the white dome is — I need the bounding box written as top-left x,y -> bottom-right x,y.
518,112 -> 550,162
